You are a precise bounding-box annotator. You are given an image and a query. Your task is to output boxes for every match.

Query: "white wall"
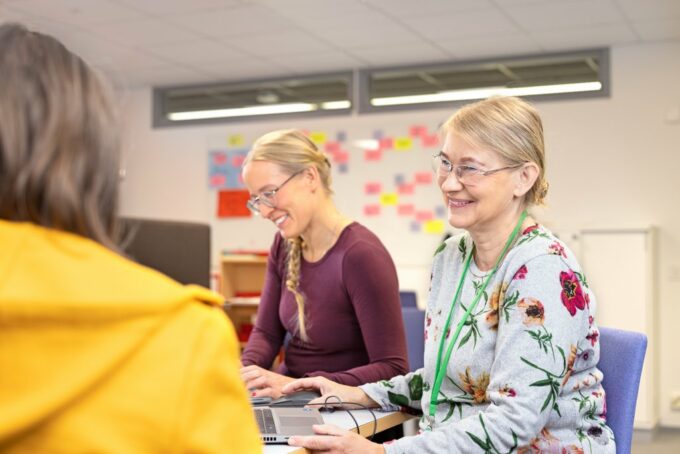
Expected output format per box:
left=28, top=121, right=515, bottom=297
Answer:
left=118, top=41, right=680, bottom=427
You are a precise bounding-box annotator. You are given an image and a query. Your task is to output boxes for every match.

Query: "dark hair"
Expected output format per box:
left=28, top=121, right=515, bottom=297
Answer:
left=0, top=23, right=121, bottom=248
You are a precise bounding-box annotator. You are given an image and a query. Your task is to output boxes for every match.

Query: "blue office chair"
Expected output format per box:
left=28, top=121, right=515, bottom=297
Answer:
left=598, top=326, right=647, bottom=454
left=399, top=291, right=418, bottom=308
left=401, top=307, right=425, bottom=371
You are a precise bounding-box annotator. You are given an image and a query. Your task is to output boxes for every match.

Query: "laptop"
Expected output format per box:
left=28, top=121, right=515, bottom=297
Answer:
left=254, top=406, right=324, bottom=444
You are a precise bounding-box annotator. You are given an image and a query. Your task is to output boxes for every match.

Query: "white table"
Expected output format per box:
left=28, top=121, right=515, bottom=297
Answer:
left=263, top=409, right=414, bottom=453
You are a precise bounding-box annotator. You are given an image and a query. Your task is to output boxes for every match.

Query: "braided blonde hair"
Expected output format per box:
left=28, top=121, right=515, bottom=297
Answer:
left=244, top=129, right=333, bottom=341
left=442, top=96, right=549, bottom=206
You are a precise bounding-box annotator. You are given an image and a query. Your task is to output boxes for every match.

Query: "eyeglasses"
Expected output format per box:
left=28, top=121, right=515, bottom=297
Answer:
left=432, top=151, right=523, bottom=185
left=246, top=170, right=304, bottom=215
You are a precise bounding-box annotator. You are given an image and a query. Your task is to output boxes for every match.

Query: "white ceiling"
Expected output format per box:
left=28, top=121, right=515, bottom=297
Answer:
left=1, top=0, right=679, bottom=88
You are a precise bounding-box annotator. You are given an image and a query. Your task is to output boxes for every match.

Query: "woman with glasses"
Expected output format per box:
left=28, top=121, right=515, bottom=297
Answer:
left=283, top=97, right=615, bottom=453
left=0, top=23, right=261, bottom=452
left=239, top=129, right=409, bottom=399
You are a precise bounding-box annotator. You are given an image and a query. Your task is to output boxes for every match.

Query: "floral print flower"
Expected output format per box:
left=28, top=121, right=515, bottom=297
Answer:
left=562, top=344, right=578, bottom=386
left=517, top=298, right=545, bottom=326
left=513, top=264, right=528, bottom=280
left=559, top=270, right=587, bottom=316
left=499, top=385, right=516, bottom=398
left=458, top=367, right=490, bottom=404
left=548, top=241, right=567, bottom=258
left=522, top=224, right=539, bottom=236
left=586, top=329, right=599, bottom=346
left=485, top=282, right=507, bottom=330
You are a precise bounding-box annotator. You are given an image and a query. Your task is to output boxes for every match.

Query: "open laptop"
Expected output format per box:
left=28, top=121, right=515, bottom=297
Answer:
left=254, top=406, right=324, bottom=444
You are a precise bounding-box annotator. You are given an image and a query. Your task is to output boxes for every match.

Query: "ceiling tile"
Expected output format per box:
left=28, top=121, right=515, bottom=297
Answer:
left=147, top=39, right=247, bottom=64
left=616, top=0, right=680, bottom=21
left=200, top=58, right=291, bottom=82
left=631, top=18, right=680, bottom=41
left=347, top=42, right=451, bottom=67
left=115, top=64, right=217, bottom=88
left=225, top=29, right=334, bottom=58
left=170, top=4, right=292, bottom=39
left=85, top=17, right=204, bottom=46
left=116, top=0, right=242, bottom=16
left=5, top=0, right=147, bottom=26
left=439, top=33, right=543, bottom=59
left=407, top=9, right=519, bottom=40
left=532, top=23, right=640, bottom=50
left=365, top=0, right=494, bottom=15
left=503, top=0, right=626, bottom=31
left=255, top=0, right=371, bottom=21
left=268, top=50, right=363, bottom=73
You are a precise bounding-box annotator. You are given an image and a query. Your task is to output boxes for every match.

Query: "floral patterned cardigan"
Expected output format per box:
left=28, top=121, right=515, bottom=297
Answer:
left=360, top=224, right=616, bottom=453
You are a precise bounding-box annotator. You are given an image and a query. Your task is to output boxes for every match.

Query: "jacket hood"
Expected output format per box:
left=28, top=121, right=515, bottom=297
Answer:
left=0, top=220, right=223, bottom=444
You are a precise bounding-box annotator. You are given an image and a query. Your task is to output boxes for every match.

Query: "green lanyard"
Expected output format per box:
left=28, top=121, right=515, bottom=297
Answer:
left=429, top=211, right=527, bottom=417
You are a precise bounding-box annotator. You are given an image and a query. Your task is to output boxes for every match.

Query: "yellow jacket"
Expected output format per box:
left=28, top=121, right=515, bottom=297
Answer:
left=0, top=220, right=262, bottom=453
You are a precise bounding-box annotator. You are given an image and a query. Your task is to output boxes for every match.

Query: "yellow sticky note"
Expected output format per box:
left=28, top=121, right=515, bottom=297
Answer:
left=393, top=136, right=413, bottom=151
left=424, top=220, right=445, bottom=234
left=228, top=134, right=245, bottom=147
left=309, top=131, right=327, bottom=144
left=380, top=193, right=398, bottom=206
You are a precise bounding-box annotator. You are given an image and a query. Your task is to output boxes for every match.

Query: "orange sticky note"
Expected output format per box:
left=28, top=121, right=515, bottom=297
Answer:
left=217, top=190, right=251, bottom=218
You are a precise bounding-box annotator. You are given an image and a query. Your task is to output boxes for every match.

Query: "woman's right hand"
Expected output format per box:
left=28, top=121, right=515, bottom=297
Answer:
left=281, top=376, right=379, bottom=409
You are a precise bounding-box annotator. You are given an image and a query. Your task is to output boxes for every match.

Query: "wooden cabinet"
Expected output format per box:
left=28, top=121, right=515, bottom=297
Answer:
left=220, top=254, right=267, bottom=346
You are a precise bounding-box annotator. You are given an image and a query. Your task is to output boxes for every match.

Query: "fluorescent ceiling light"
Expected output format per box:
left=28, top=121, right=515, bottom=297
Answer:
left=320, top=100, right=351, bottom=110
left=168, top=102, right=317, bottom=121
left=371, top=82, right=603, bottom=107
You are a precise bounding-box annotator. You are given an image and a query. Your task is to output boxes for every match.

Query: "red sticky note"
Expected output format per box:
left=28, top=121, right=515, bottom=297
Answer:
left=398, top=204, right=415, bottom=216
left=364, top=204, right=380, bottom=216
left=398, top=183, right=415, bottom=195
left=415, top=210, right=434, bottom=221
left=325, top=141, right=340, bottom=153
left=409, top=125, right=428, bottom=138
left=422, top=134, right=440, bottom=148
left=414, top=172, right=433, bottom=184
left=364, top=149, right=382, bottom=161
left=379, top=138, right=393, bottom=150
left=217, top=190, right=251, bottom=218
left=364, top=182, right=382, bottom=195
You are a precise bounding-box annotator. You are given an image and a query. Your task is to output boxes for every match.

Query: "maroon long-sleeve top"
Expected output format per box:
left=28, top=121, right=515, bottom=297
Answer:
left=241, top=222, right=409, bottom=385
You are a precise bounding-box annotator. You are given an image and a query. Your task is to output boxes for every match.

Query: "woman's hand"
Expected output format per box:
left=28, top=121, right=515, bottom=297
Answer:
left=240, top=365, right=294, bottom=399
left=288, top=424, right=384, bottom=454
left=282, top=376, right=379, bottom=409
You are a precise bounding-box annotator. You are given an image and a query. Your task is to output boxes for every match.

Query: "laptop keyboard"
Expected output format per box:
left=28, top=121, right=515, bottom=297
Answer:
left=254, top=408, right=277, bottom=434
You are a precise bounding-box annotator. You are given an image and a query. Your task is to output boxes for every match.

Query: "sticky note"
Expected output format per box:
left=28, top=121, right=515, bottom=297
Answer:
left=333, top=150, right=349, bottom=164
left=210, top=174, right=226, bottom=188
left=415, top=210, right=434, bottom=221
left=228, top=134, right=245, bottom=147
left=325, top=141, right=340, bottom=153
left=309, top=131, right=327, bottom=144
left=364, top=182, right=382, bottom=195
left=231, top=154, right=245, bottom=167
left=373, top=130, right=384, bottom=140
left=364, top=149, right=382, bottom=161
left=424, top=220, right=445, bottom=234
left=212, top=152, right=227, bottom=165
left=380, top=193, right=398, bottom=206
left=422, top=134, right=440, bottom=148
left=393, top=136, right=413, bottom=151
left=409, top=125, right=428, bottom=138
left=435, top=205, right=447, bottom=218
left=379, top=137, right=393, bottom=150
left=398, top=183, right=415, bottom=195
left=364, top=204, right=380, bottom=216
left=338, top=163, right=348, bottom=173
left=398, top=204, right=415, bottom=216
left=414, top=172, right=433, bottom=184
left=410, top=221, right=421, bottom=233
left=394, top=174, right=406, bottom=186
left=336, top=131, right=347, bottom=142
left=217, top=190, right=251, bottom=218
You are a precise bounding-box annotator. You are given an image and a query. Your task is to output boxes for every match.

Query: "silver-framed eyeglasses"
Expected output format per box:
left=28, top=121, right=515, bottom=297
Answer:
left=246, top=170, right=304, bottom=215
left=432, top=151, right=523, bottom=185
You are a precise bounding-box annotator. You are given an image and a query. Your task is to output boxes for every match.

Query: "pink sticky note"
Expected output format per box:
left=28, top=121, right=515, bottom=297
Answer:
left=325, top=141, right=340, bottom=153
left=364, top=204, right=381, bottom=216
left=231, top=154, right=245, bottom=167
left=364, top=182, right=382, bottom=195
left=334, top=150, right=350, bottom=164
left=422, top=134, right=440, bottom=148
left=415, top=210, right=434, bottom=221
left=364, top=150, right=382, bottom=161
left=398, top=183, right=415, bottom=195
left=212, top=152, right=227, bottom=165
left=398, top=204, right=415, bottom=216
left=414, top=172, right=433, bottom=184
left=379, top=138, right=393, bottom=150
left=210, top=174, right=226, bottom=188
left=409, top=125, right=428, bottom=138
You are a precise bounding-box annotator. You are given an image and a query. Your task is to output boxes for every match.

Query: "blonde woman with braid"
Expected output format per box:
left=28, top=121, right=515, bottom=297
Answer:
left=240, top=129, right=409, bottom=399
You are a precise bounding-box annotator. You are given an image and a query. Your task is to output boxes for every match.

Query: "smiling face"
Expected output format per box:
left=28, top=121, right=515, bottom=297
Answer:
left=439, top=131, right=526, bottom=235
left=242, top=160, right=314, bottom=239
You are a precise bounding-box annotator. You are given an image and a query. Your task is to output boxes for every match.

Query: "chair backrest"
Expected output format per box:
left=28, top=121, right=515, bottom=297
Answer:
left=121, top=217, right=211, bottom=288
left=401, top=307, right=425, bottom=371
left=597, top=326, right=648, bottom=454
left=399, top=291, right=418, bottom=308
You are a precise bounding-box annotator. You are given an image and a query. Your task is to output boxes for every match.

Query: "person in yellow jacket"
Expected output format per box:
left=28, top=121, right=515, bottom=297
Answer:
left=0, top=23, right=262, bottom=453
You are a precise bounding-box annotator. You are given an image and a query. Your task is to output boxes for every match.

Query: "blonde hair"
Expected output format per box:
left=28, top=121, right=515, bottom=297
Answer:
left=0, top=23, right=121, bottom=249
left=442, top=96, right=548, bottom=205
left=244, top=129, right=333, bottom=341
